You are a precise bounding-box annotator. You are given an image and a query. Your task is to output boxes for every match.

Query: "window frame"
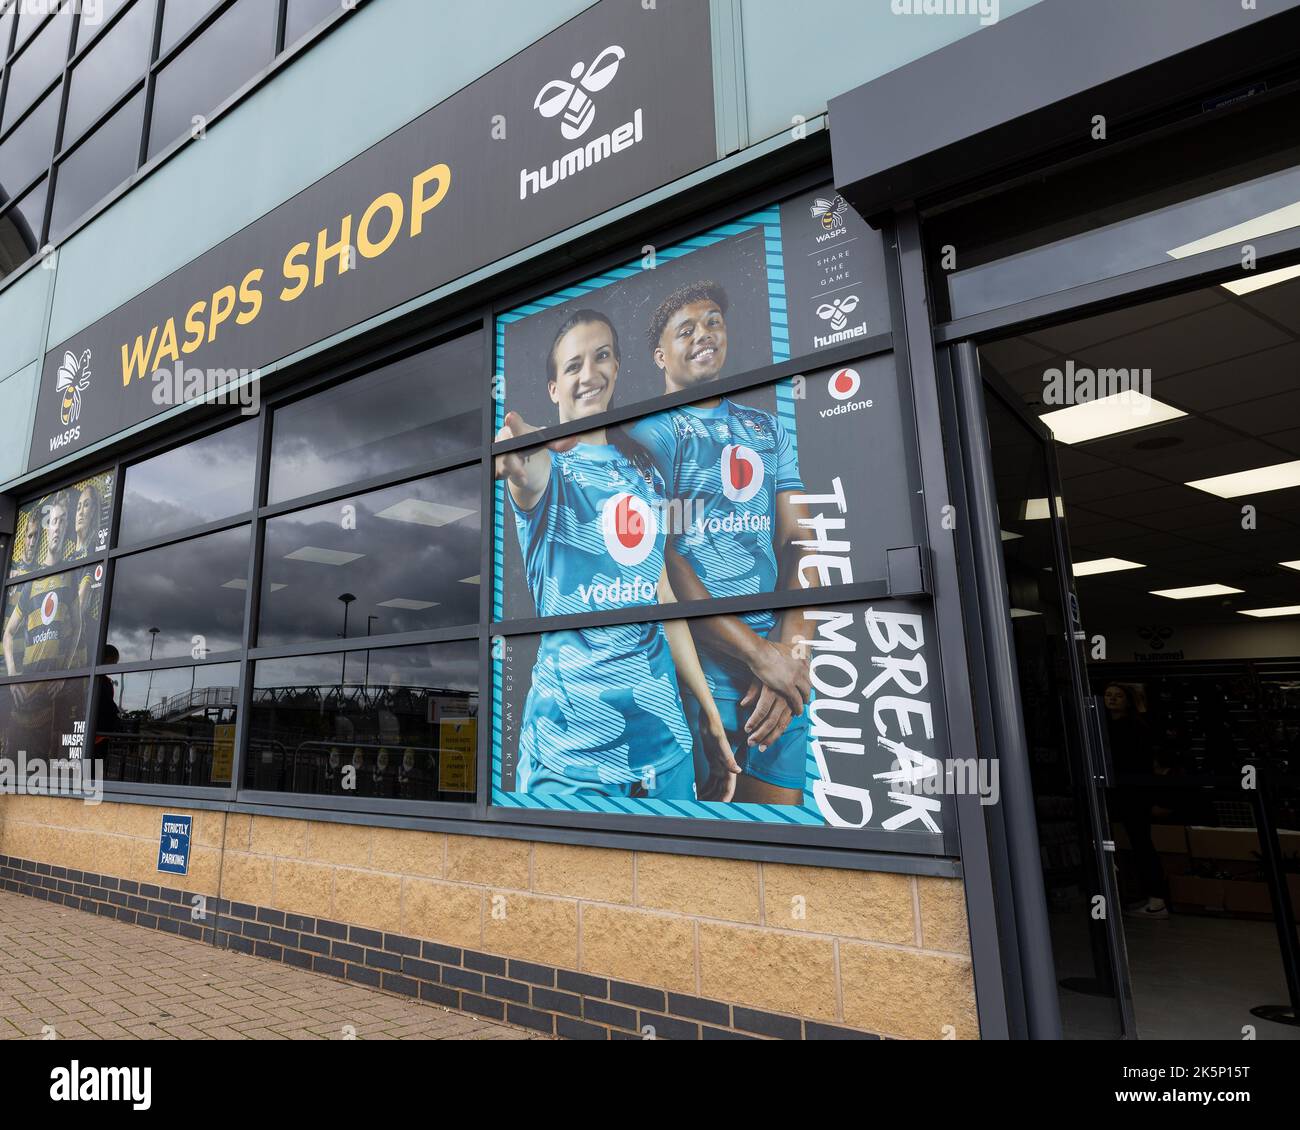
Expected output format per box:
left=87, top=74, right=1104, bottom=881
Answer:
left=0, top=168, right=968, bottom=875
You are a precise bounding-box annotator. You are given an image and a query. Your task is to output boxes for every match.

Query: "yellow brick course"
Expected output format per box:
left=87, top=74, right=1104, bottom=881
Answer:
left=636, top=853, right=761, bottom=924
left=840, top=943, right=978, bottom=1039
left=762, top=863, right=916, bottom=944
left=698, top=921, right=838, bottom=1020
left=481, top=890, right=580, bottom=969
left=532, top=843, right=633, bottom=904
left=580, top=904, right=696, bottom=993
left=0, top=794, right=980, bottom=1039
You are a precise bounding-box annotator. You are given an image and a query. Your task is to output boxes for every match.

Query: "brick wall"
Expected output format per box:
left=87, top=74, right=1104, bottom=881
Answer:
left=0, top=794, right=979, bottom=1039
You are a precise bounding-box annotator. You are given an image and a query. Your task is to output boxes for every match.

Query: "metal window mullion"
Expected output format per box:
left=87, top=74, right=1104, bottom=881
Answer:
left=274, top=0, right=286, bottom=54
left=247, top=624, right=481, bottom=663
left=491, top=334, right=894, bottom=456
left=83, top=455, right=125, bottom=762
left=138, top=0, right=165, bottom=167
left=30, top=2, right=77, bottom=249
left=109, top=510, right=255, bottom=561
left=55, top=73, right=145, bottom=158
left=491, top=578, right=902, bottom=640
left=474, top=305, right=494, bottom=819
left=149, top=0, right=232, bottom=75
left=257, top=448, right=485, bottom=521
left=229, top=397, right=273, bottom=801
left=95, top=651, right=244, bottom=679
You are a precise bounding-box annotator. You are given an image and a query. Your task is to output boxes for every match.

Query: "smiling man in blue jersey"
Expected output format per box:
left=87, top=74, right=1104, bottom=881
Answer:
left=628, top=281, right=814, bottom=806
left=496, top=309, right=734, bottom=801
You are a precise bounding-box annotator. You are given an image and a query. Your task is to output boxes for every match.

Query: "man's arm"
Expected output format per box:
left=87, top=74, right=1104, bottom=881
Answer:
left=663, top=541, right=810, bottom=752
left=3, top=604, right=23, bottom=677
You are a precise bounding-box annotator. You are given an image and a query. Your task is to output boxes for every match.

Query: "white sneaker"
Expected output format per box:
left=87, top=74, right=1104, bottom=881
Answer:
left=1125, top=899, right=1169, bottom=920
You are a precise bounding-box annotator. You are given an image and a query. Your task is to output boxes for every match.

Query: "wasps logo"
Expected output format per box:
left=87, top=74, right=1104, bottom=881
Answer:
left=810, top=195, right=849, bottom=231
left=57, top=349, right=92, bottom=428
left=535, top=45, right=626, bottom=141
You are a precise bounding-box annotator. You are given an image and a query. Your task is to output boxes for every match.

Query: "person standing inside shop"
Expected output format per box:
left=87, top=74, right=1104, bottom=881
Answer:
left=497, top=309, right=735, bottom=801
left=1106, top=682, right=1169, bottom=920
left=628, top=280, right=813, bottom=806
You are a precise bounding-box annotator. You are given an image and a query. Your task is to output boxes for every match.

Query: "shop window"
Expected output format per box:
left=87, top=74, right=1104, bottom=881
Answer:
left=61, top=0, right=151, bottom=144
left=78, top=0, right=134, bottom=45
left=94, top=660, right=239, bottom=787
left=3, top=565, right=105, bottom=676
left=284, top=0, right=339, bottom=47
left=0, top=675, right=88, bottom=762
left=0, top=176, right=46, bottom=271
left=1, top=6, right=70, bottom=131
left=49, top=89, right=144, bottom=237
left=246, top=641, right=479, bottom=801
left=267, top=331, right=483, bottom=505
left=118, top=419, right=257, bottom=547
left=157, top=0, right=216, bottom=54
left=12, top=2, right=56, bottom=51
left=104, top=524, right=250, bottom=663
left=6, top=470, right=115, bottom=581
left=146, top=0, right=276, bottom=159
left=257, top=464, right=481, bottom=649
left=0, top=83, right=59, bottom=197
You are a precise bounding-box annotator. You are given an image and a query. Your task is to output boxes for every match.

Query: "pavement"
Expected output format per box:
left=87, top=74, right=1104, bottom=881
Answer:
left=0, top=889, right=540, bottom=1040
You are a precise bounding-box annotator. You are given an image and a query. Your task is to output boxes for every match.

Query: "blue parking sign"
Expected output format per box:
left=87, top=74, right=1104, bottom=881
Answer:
left=157, top=814, right=193, bottom=876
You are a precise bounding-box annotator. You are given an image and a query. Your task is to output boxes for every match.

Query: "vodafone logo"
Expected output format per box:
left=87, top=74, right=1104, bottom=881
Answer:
left=94, top=564, right=104, bottom=582
left=40, top=591, right=59, bottom=625
left=829, top=368, right=861, bottom=401
left=601, top=492, right=657, bottom=567
left=721, top=444, right=764, bottom=503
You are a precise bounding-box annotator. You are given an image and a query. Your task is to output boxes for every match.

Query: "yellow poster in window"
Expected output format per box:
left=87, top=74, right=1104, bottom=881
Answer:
left=438, top=717, right=476, bottom=793
left=210, top=724, right=235, bottom=784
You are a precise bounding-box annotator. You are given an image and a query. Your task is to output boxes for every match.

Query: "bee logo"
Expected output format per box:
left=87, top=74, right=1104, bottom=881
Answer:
left=816, top=294, right=860, bottom=332
left=810, top=195, right=849, bottom=231
left=1137, top=625, right=1174, bottom=651
left=56, top=349, right=92, bottom=428
left=535, top=45, right=626, bottom=141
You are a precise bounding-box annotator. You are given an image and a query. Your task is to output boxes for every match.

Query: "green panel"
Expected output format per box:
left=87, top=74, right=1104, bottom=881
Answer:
left=0, top=265, right=53, bottom=384
left=0, top=363, right=38, bottom=481
left=739, top=0, right=1044, bottom=143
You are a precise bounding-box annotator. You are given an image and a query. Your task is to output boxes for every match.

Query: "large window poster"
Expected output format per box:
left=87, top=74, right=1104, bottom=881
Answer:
left=490, top=184, right=947, bottom=840
left=7, top=470, right=115, bottom=580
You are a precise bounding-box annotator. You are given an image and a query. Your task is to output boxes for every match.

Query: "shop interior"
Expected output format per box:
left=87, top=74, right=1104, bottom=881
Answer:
left=980, top=268, right=1300, bottom=1040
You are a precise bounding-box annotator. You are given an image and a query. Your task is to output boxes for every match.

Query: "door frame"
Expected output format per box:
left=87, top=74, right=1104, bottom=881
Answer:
left=943, top=340, right=1139, bottom=1039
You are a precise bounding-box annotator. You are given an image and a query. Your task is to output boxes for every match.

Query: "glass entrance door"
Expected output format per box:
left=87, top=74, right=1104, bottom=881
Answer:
left=976, top=371, right=1137, bottom=1039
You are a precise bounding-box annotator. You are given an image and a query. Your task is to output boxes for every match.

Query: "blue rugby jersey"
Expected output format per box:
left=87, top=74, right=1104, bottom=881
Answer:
left=510, top=442, right=692, bottom=785
left=627, top=400, right=803, bottom=701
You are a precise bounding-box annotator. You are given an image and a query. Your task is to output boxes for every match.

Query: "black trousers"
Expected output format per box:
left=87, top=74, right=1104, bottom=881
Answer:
left=1113, top=788, right=1167, bottom=900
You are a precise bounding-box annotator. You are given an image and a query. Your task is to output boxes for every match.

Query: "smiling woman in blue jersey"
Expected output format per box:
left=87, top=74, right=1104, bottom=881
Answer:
left=495, top=310, right=737, bottom=802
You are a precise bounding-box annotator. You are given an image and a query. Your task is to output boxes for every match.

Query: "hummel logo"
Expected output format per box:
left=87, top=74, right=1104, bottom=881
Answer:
left=535, top=45, right=626, bottom=140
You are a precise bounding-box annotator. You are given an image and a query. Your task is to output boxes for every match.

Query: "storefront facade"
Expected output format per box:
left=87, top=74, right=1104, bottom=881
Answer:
left=1, top=0, right=1297, bottom=1040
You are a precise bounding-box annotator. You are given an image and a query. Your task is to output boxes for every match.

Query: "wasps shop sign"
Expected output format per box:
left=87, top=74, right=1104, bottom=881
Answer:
left=29, top=0, right=714, bottom=471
